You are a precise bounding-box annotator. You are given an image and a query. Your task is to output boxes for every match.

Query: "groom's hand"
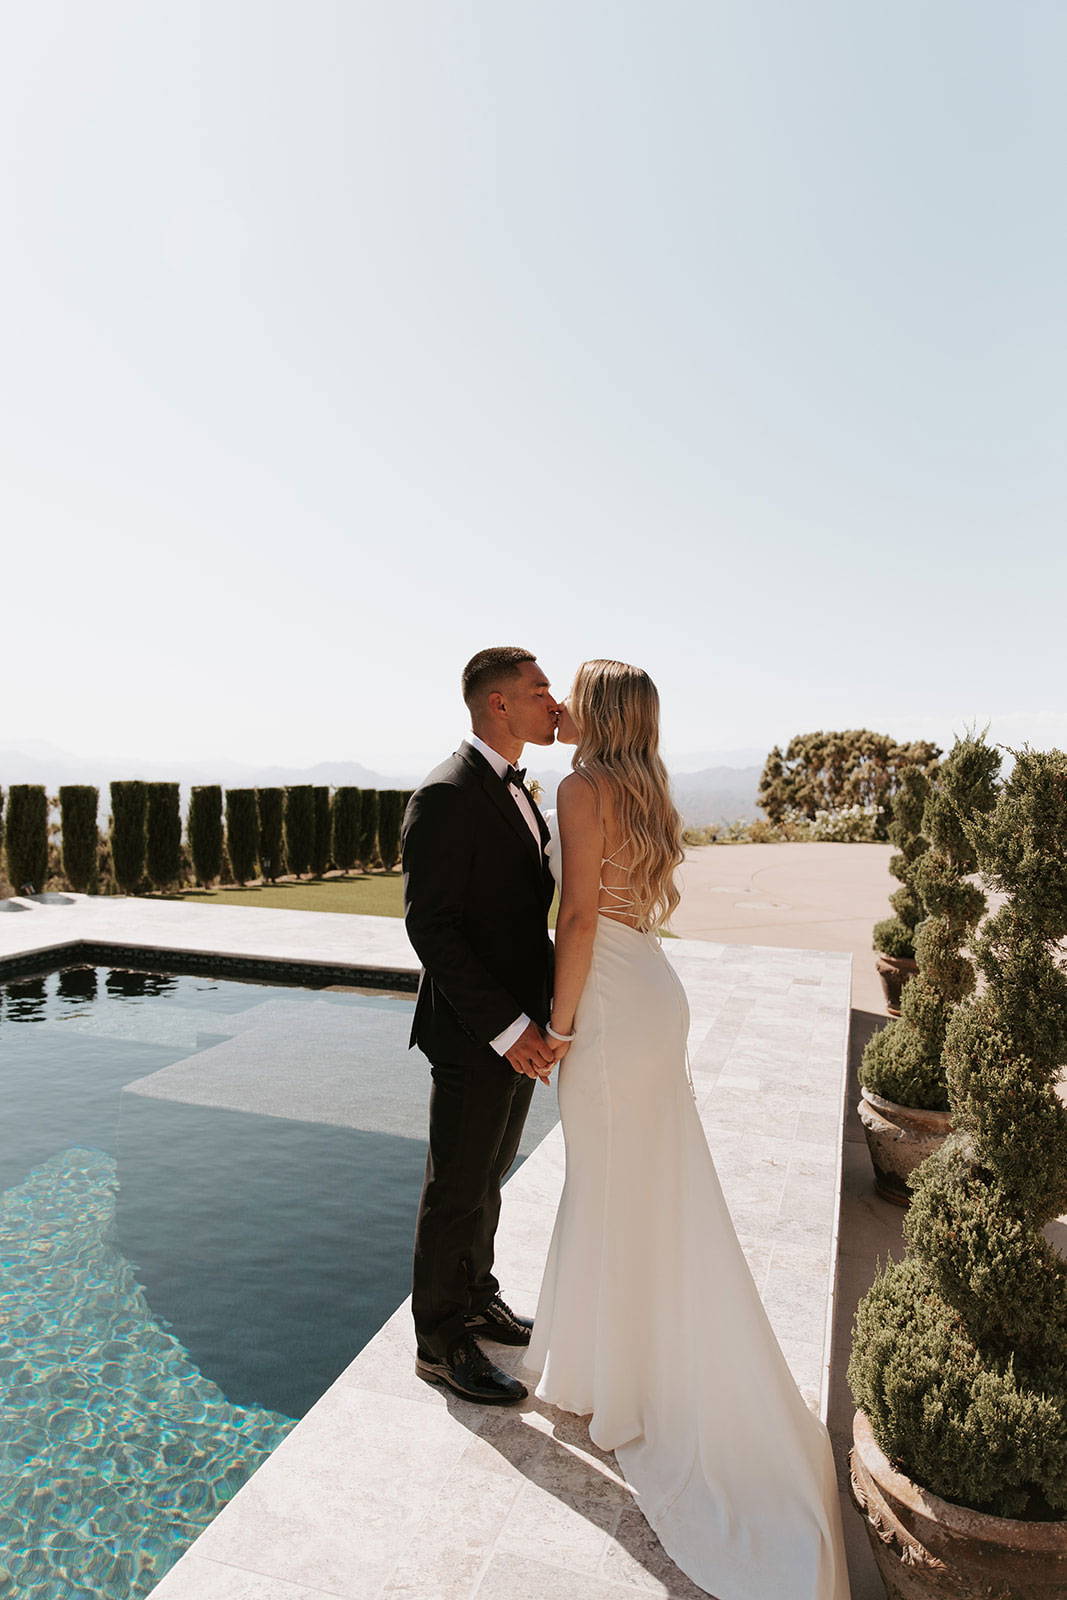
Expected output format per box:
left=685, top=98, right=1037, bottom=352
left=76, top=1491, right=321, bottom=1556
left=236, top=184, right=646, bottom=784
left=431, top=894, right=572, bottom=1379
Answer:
left=505, top=1022, right=556, bottom=1082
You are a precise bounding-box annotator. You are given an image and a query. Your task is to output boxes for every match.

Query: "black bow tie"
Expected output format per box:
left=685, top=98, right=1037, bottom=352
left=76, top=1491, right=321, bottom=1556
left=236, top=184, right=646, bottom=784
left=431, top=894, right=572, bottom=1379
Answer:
left=504, top=764, right=527, bottom=789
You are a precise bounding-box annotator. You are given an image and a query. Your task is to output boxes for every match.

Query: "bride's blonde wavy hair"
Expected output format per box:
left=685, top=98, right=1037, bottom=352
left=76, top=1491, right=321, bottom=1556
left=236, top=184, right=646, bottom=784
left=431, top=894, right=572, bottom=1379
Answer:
left=568, top=659, right=685, bottom=932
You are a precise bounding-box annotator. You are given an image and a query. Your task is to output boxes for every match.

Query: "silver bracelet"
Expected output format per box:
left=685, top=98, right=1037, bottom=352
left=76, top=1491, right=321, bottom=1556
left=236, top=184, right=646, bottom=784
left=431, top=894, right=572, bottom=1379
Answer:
left=546, top=1022, right=576, bottom=1042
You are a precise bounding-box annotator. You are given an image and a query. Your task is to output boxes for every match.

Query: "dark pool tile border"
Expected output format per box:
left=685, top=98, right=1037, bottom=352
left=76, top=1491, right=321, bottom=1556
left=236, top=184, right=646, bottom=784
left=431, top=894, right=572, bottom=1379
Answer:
left=0, top=938, right=419, bottom=992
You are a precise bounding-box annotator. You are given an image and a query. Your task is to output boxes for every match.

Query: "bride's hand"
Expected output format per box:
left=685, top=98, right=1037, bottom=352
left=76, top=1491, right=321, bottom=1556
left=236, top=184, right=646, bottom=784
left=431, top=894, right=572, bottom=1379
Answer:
left=548, top=1037, right=572, bottom=1064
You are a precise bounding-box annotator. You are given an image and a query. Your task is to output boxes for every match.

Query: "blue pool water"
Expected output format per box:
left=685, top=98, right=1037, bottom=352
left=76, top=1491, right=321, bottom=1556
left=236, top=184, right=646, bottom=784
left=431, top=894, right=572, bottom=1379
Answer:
left=0, top=965, right=560, bottom=1598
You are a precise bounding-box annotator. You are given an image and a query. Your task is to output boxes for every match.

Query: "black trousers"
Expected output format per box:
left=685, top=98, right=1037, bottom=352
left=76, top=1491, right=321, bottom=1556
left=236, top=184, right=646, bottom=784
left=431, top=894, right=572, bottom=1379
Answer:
left=411, top=1048, right=536, bottom=1360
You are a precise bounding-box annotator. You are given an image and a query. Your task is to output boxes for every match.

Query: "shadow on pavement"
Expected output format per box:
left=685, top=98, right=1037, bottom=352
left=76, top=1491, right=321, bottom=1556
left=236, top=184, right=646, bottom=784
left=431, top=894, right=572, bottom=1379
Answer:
left=828, top=1008, right=907, bottom=1600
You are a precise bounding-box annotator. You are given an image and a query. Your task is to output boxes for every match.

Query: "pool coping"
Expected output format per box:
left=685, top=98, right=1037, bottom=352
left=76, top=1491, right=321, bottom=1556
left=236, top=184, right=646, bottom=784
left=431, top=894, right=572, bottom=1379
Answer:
left=0, top=936, right=419, bottom=992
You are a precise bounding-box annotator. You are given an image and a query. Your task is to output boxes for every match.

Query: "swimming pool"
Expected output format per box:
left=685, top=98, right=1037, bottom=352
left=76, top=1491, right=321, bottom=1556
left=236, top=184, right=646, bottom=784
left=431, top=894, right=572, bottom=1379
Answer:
left=0, top=964, right=560, bottom=1598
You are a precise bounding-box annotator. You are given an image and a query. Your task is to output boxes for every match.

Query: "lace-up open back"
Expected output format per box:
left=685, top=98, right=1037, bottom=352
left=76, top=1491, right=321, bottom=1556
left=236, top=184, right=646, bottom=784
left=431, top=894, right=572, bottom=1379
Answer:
left=599, top=835, right=641, bottom=927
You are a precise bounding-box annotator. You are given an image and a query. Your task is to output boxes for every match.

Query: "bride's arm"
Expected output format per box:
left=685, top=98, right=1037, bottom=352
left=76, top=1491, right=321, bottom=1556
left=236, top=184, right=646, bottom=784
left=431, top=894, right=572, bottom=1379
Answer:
left=549, top=773, right=603, bottom=1055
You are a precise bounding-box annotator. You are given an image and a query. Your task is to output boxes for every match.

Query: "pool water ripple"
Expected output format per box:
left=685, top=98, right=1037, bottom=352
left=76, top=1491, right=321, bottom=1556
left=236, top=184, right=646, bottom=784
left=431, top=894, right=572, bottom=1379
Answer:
left=0, top=1145, right=294, bottom=1597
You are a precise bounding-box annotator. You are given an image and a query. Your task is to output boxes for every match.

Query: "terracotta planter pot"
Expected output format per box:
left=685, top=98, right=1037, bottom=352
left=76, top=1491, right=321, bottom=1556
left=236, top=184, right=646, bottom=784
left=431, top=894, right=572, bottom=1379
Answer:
left=849, top=1408, right=1067, bottom=1599
left=857, top=1087, right=951, bottom=1206
left=876, top=953, right=920, bottom=1015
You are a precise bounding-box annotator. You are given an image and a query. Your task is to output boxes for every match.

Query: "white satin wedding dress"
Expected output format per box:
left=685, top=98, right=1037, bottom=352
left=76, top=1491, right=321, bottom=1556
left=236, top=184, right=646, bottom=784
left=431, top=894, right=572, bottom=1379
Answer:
left=521, top=810, right=850, bottom=1600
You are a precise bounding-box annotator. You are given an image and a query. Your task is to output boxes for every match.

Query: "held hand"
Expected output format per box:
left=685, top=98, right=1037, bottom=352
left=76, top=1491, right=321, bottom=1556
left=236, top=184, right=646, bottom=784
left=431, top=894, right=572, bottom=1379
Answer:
left=548, top=1037, right=571, bottom=1064
left=504, top=1021, right=556, bottom=1082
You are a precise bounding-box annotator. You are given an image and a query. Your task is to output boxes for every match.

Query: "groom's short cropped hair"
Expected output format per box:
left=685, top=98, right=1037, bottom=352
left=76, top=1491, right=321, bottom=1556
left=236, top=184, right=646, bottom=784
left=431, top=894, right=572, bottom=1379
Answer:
left=462, top=646, right=536, bottom=709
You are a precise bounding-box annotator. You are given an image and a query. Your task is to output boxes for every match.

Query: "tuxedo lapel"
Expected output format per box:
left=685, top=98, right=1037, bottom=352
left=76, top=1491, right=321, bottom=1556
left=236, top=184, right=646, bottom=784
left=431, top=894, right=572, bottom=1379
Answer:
left=458, top=742, right=546, bottom=876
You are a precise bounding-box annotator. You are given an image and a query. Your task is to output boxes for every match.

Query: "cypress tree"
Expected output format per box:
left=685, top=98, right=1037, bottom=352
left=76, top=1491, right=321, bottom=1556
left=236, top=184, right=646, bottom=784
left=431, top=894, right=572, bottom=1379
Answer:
left=284, top=785, right=314, bottom=877
left=5, top=784, right=49, bottom=894
left=310, top=785, right=332, bottom=877
left=226, top=788, right=261, bottom=885
left=332, top=787, right=362, bottom=874
left=377, top=790, right=404, bottom=871
left=110, top=780, right=148, bottom=895
left=59, top=785, right=99, bottom=893
left=146, top=782, right=183, bottom=891
left=357, top=788, right=379, bottom=870
left=188, top=785, right=223, bottom=889
left=257, top=787, right=285, bottom=882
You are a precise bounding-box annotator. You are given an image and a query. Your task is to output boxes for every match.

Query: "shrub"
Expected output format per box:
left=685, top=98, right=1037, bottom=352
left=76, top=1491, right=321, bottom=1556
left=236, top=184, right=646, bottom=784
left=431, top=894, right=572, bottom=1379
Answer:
left=284, top=785, right=314, bottom=877
left=110, top=781, right=148, bottom=895
left=784, top=803, right=881, bottom=842
left=310, top=785, right=332, bottom=876
left=357, top=788, right=379, bottom=870
left=332, top=787, right=362, bottom=873
left=758, top=731, right=941, bottom=839
left=4, top=785, right=49, bottom=894
left=257, top=788, right=285, bottom=882
left=146, top=782, right=183, bottom=891
left=226, top=789, right=260, bottom=885
left=872, top=768, right=932, bottom=961
left=860, top=735, right=1000, bottom=1110
left=59, top=786, right=99, bottom=893
left=849, top=745, right=1067, bottom=1517
left=377, top=790, right=404, bottom=871
left=682, top=824, right=721, bottom=846
left=188, top=785, right=223, bottom=889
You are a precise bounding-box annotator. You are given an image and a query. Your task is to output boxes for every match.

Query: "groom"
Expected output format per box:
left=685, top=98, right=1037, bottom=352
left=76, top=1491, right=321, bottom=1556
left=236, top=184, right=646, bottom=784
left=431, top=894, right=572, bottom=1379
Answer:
left=401, top=646, right=560, bottom=1404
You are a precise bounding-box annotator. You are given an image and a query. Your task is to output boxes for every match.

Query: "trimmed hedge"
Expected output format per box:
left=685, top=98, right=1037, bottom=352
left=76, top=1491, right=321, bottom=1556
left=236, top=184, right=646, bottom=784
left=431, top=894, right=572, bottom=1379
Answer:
left=357, top=787, right=379, bottom=869
left=257, top=788, right=285, bottom=882
left=284, top=785, right=314, bottom=878
left=331, top=787, right=362, bottom=873
left=59, top=785, right=99, bottom=893
left=850, top=745, right=1067, bottom=1517
left=5, top=784, right=49, bottom=894
left=310, top=785, right=332, bottom=877
left=110, top=781, right=148, bottom=895
left=872, top=767, right=931, bottom=961
left=188, top=785, right=223, bottom=889
left=860, top=735, right=1000, bottom=1109
left=377, top=790, right=404, bottom=871
left=226, top=789, right=261, bottom=885
left=146, top=782, right=183, bottom=891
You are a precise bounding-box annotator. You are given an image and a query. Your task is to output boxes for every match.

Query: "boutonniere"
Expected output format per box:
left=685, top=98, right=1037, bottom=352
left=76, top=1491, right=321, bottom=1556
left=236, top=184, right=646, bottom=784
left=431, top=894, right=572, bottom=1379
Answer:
left=527, top=778, right=544, bottom=806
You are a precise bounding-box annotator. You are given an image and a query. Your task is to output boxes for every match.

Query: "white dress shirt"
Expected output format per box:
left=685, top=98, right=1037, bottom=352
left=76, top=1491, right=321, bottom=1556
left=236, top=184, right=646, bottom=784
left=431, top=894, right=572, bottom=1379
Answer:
left=465, top=731, right=541, bottom=1055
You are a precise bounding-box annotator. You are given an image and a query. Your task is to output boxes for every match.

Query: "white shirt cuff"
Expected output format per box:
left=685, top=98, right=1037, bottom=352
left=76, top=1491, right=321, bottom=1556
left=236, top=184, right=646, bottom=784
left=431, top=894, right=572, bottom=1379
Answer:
left=490, top=1013, right=531, bottom=1055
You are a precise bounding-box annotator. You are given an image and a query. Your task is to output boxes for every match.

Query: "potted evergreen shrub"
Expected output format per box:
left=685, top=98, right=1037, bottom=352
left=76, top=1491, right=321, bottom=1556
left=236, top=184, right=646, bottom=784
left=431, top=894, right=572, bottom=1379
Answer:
left=857, top=735, right=1000, bottom=1204
left=873, top=767, right=930, bottom=1015
left=848, top=745, right=1067, bottom=1596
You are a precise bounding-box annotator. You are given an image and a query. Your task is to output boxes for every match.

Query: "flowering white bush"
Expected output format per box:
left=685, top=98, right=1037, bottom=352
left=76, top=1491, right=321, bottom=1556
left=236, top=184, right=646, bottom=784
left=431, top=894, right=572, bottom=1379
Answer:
left=782, top=804, right=881, bottom=842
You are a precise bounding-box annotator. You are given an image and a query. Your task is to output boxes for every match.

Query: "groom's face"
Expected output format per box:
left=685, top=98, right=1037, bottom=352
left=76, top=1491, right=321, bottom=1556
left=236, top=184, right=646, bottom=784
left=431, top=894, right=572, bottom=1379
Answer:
left=498, top=660, right=560, bottom=748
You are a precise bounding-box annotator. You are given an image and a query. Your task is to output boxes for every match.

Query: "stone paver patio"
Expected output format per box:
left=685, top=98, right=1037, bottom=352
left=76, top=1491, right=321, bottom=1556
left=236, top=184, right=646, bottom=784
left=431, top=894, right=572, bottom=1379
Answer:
left=0, top=896, right=851, bottom=1599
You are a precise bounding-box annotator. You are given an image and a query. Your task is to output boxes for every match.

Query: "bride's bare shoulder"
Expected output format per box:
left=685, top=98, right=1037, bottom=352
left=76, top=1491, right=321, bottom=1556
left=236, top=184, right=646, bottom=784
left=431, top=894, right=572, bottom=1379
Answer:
left=556, top=772, right=607, bottom=837
left=557, top=771, right=598, bottom=808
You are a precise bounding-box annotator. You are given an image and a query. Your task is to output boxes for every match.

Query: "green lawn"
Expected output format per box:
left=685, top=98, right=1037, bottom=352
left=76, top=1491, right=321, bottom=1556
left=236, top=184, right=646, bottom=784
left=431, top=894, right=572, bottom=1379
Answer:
left=172, top=873, right=407, bottom=918
left=166, top=875, right=680, bottom=933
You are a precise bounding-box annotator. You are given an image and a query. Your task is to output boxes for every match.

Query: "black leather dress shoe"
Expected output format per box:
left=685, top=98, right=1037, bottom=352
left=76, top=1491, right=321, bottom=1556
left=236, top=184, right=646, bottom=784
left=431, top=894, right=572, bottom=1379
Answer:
left=463, top=1293, right=534, bottom=1345
left=415, top=1332, right=528, bottom=1404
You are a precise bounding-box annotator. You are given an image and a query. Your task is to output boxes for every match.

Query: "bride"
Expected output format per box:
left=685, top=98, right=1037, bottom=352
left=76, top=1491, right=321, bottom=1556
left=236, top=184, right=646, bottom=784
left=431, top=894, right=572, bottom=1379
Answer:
left=522, top=658, right=851, bottom=1600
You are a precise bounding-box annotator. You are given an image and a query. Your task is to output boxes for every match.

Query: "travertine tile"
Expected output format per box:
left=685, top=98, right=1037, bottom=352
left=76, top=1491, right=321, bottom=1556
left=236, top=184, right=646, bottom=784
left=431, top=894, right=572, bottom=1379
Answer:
left=600, top=1506, right=714, bottom=1595
left=475, top=1552, right=653, bottom=1599
left=493, top=1476, right=622, bottom=1575
left=149, top=1556, right=340, bottom=1600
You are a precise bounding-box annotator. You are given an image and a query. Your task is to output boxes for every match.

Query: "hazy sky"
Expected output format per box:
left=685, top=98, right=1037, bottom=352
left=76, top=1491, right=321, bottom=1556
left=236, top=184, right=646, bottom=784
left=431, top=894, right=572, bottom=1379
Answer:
left=4, top=1, right=1064, bottom=775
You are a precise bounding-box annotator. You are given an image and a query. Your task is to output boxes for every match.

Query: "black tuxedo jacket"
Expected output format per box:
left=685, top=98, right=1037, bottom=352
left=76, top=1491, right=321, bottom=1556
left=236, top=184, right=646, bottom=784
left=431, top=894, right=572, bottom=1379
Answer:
left=401, top=741, right=556, bottom=1067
